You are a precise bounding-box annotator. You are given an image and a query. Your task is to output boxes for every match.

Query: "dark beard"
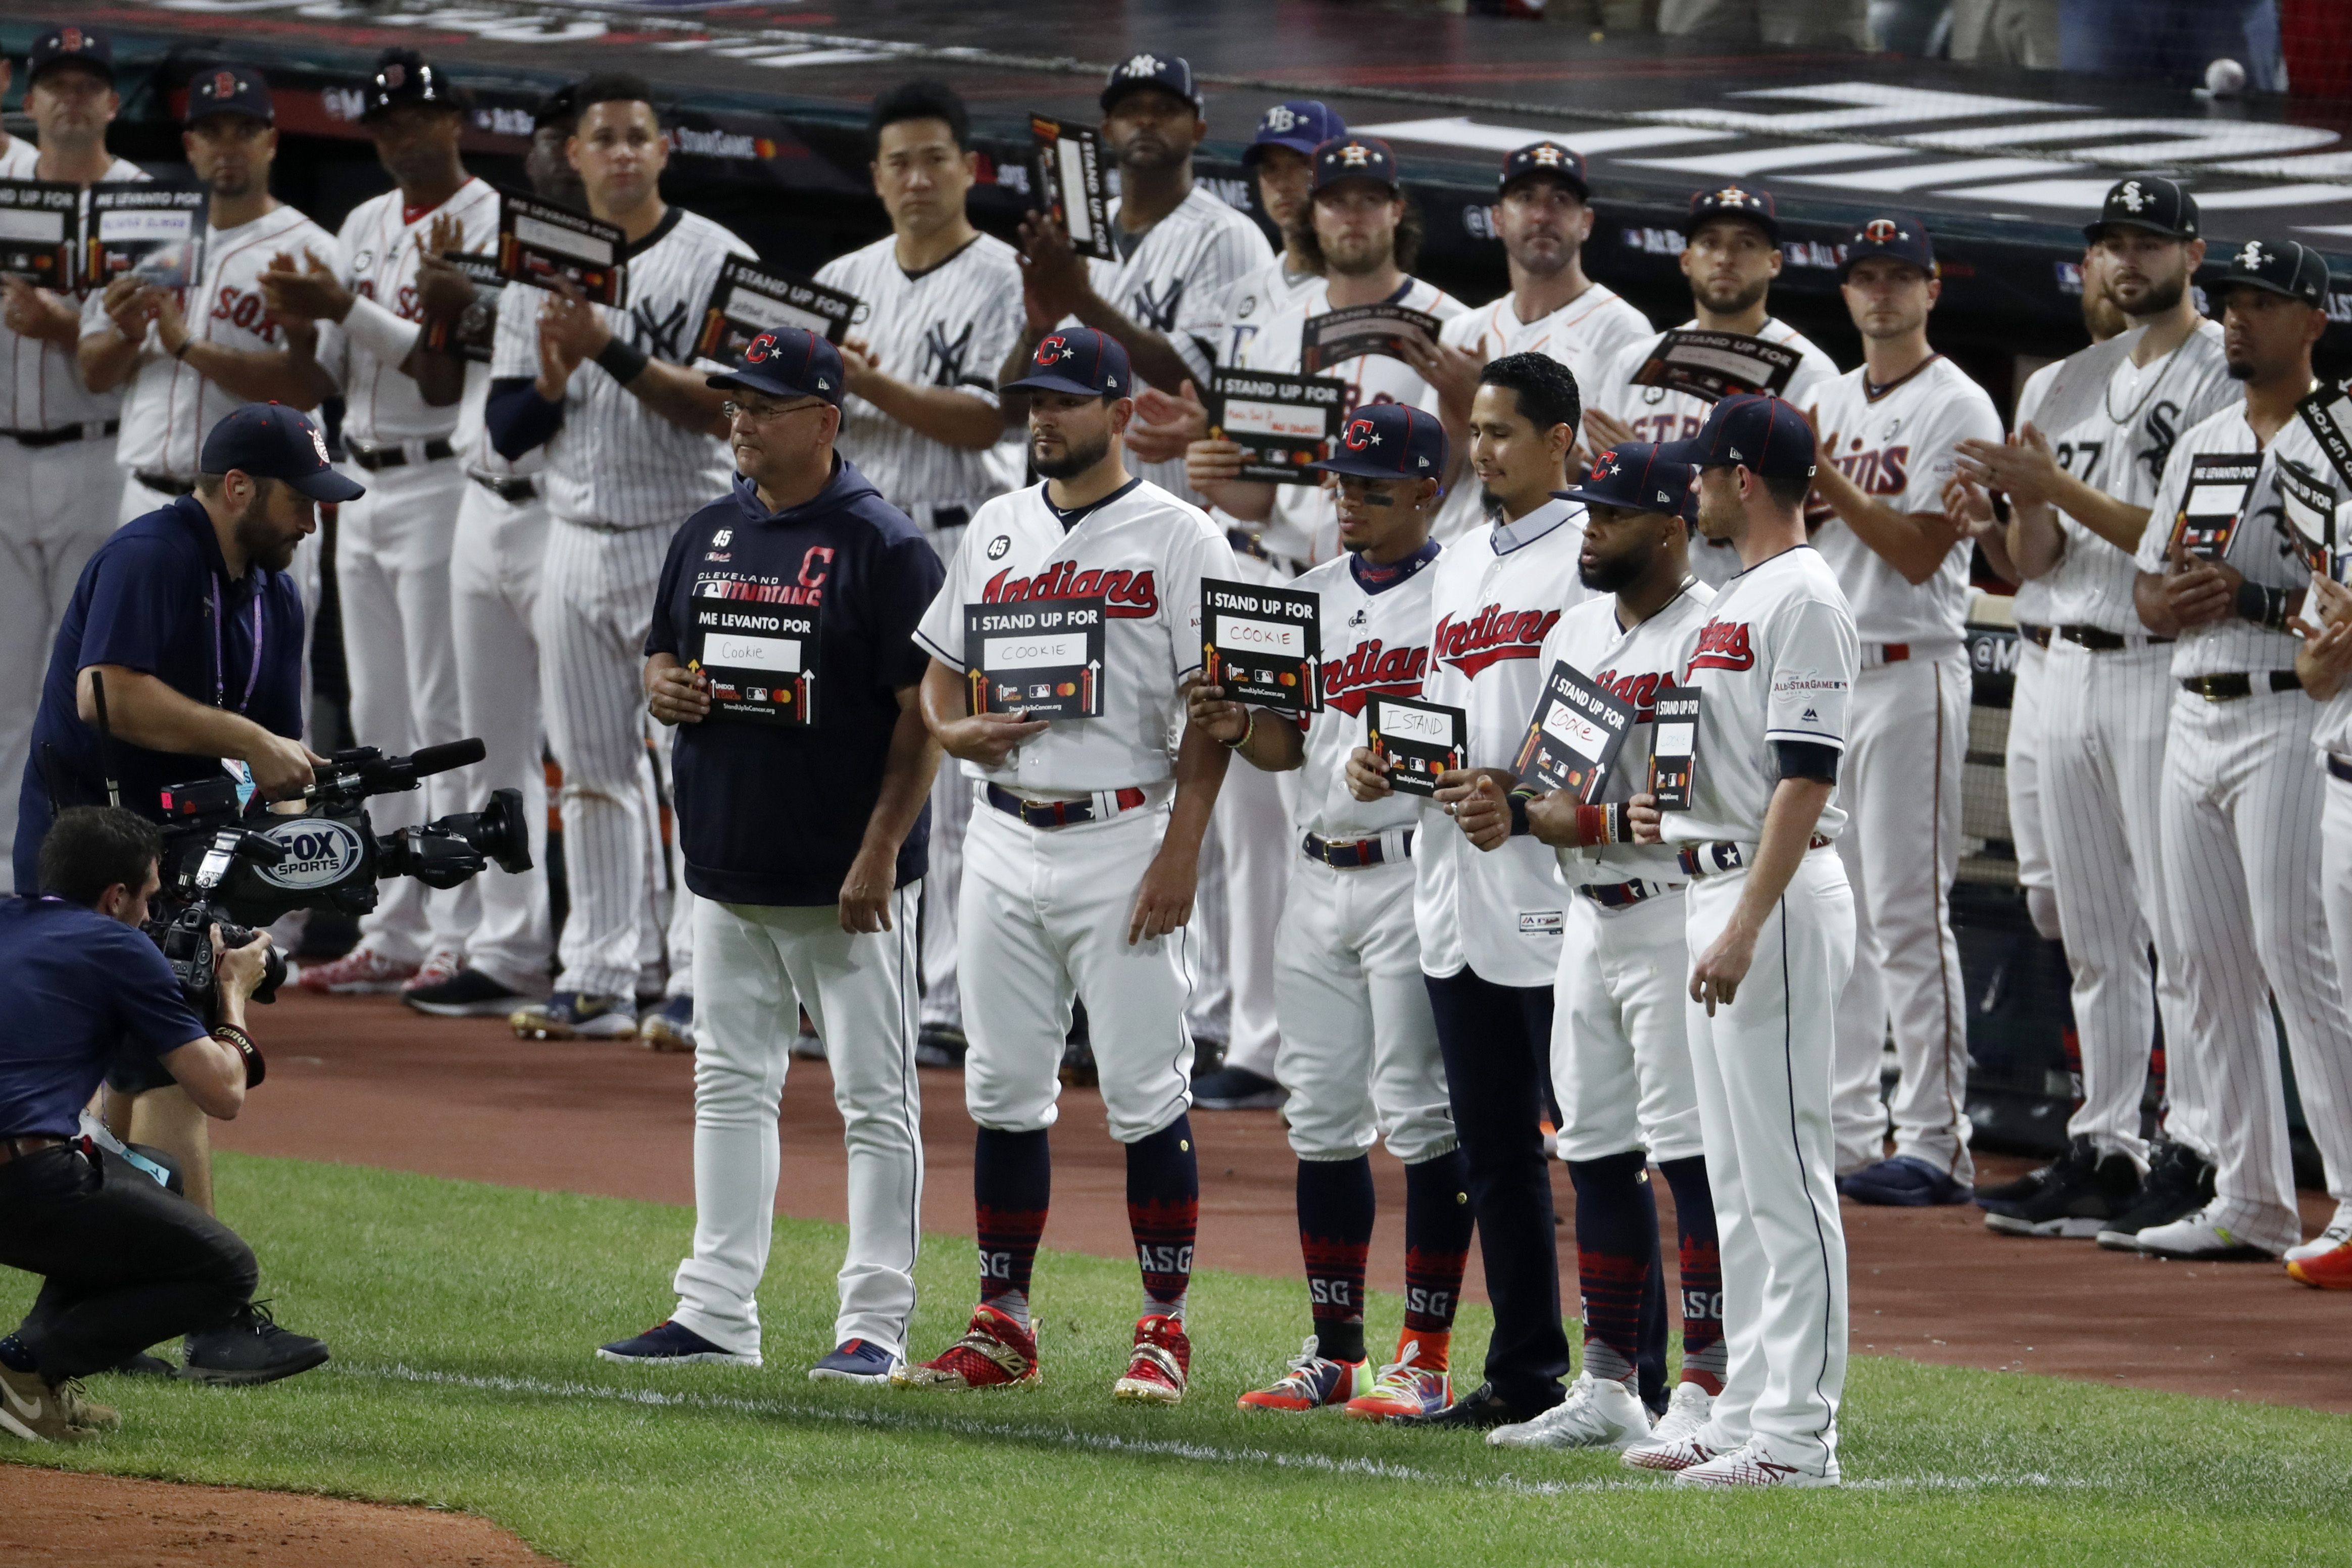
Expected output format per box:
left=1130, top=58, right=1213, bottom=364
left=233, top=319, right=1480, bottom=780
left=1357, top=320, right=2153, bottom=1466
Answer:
left=1033, top=429, right=1111, bottom=479
left=1578, top=549, right=1647, bottom=594
left=1694, top=273, right=1769, bottom=319
left=234, top=490, right=296, bottom=573
left=2126, top=273, right=2186, bottom=318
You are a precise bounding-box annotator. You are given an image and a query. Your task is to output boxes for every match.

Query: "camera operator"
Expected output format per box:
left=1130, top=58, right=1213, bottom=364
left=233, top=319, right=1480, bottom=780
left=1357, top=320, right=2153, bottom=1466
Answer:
left=0, top=808, right=327, bottom=1442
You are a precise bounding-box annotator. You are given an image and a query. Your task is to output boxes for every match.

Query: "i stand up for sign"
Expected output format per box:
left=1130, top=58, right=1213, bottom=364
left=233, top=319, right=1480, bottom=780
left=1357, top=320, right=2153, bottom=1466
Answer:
left=1031, top=115, right=1112, bottom=261
left=2173, top=452, right=2260, bottom=561
left=688, top=581, right=820, bottom=726
left=1203, top=577, right=1321, bottom=712
left=965, top=598, right=1107, bottom=718
left=0, top=179, right=80, bottom=287
left=1631, top=329, right=1801, bottom=403
left=1514, top=661, right=1635, bottom=800
left=87, top=185, right=206, bottom=288
left=696, top=256, right=860, bottom=359
left=1366, top=694, right=1465, bottom=797
left=497, top=186, right=626, bottom=305
left=1647, top=685, right=1700, bottom=810
left=1207, top=369, right=1346, bottom=484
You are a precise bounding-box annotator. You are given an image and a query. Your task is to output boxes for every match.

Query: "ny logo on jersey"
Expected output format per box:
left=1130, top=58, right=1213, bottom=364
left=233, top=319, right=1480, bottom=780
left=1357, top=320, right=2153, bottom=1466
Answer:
left=1131, top=278, right=1185, bottom=333
left=1686, top=618, right=1755, bottom=674
left=922, top=321, right=975, bottom=388
left=630, top=298, right=691, bottom=361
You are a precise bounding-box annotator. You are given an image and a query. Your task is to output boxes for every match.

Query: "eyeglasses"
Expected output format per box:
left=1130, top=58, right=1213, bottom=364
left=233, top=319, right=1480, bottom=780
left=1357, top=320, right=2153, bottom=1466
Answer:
left=722, top=399, right=827, bottom=425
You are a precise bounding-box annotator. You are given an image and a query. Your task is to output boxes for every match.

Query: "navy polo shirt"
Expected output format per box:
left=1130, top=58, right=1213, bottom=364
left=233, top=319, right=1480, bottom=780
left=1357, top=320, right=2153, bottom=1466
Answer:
left=11, top=496, right=306, bottom=894
left=647, top=458, right=945, bottom=906
left=0, top=897, right=209, bottom=1138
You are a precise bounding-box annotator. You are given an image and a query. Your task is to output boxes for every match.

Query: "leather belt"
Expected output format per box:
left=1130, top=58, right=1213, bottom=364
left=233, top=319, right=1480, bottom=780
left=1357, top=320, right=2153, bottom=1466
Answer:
left=1578, top=876, right=1681, bottom=909
left=1226, top=526, right=1270, bottom=563
left=1677, top=835, right=1833, bottom=878
left=468, top=470, right=539, bottom=504
left=0, top=1134, right=71, bottom=1166
left=924, top=505, right=971, bottom=533
left=985, top=782, right=1148, bottom=829
left=2180, top=671, right=2301, bottom=702
left=6, top=419, right=118, bottom=448
left=1861, top=642, right=1910, bottom=666
left=349, top=436, right=456, bottom=471
left=2329, top=754, right=2352, bottom=786
left=2018, top=622, right=2052, bottom=650
left=1301, top=828, right=1413, bottom=868
left=2060, top=624, right=2173, bottom=652
left=135, top=471, right=194, bottom=497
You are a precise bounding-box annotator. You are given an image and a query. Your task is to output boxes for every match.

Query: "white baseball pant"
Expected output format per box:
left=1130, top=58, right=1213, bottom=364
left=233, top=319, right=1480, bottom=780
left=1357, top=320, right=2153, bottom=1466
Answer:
left=959, top=798, right=1197, bottom=1144
left=1271, top=852, right=1452, bottom=1163
left=650, top=725, right=694, bottom=1002
left=1210, top=754, right=1290, bottom=1077
left=1684, top=848, right=1855, bottom=1471
left=2320, top=767, right=2352, bottom=1235
left=448, top=477, right=552, bottom=992
left=1188, top=808, right=1231, bottom=1047
left=1830, top=650, right=1972, bottom=1180
left=0, top=436, right=119, bottom=893
left=916, top=768, right=971, bottom=1032
left=2004, top=635, right=2057, bottom=938
left=1554, top=889, right=1703, bottom=1165
left=671, top=887, right=924, bottom=1359
left=2158, top=693, right=2352, bottom=1254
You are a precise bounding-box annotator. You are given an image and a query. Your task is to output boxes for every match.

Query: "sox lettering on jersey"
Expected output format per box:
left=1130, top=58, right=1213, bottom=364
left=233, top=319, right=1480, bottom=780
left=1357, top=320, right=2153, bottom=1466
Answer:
left=982, top=560, right=1162, bottom=618
left=209, top=285, right=283, bottom=342
left=1433, top=604, right=1558, bottom=676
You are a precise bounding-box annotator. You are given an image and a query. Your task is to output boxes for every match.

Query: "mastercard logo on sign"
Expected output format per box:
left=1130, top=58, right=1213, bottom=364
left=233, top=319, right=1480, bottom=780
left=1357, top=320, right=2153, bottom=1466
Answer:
left=1277, top=671, right=1297, bottom=687
left=1056, top=681, right=1078, bottom=696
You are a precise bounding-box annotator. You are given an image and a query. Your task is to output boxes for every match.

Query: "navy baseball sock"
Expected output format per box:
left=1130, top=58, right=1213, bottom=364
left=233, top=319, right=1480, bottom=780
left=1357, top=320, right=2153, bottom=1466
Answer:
left=1566, top=1150, right=1657, bottom=1387
left=0, top=1333, right=38, bottom=1375
left=1296, top=1155, right=1375, bottom=1366
left=1658, top=1155, right=1725, bottom=1393
left=974, top=1126, right=1050, bottom=1332
left=1401, top=1146, right=1472, bottom=1370
left=1126, top=1115, right=1199, bottom=1323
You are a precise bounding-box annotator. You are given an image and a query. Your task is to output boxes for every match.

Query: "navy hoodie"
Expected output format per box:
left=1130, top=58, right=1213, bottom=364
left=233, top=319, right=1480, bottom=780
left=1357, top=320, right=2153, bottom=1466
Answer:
left=646, top=456, right=945, bottom=906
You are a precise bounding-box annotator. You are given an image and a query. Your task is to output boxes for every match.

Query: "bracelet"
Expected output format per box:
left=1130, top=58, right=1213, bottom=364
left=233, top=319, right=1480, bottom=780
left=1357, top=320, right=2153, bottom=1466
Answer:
left=168, top=336, right=192, bottom=361
left=594, top=335, right=650, bottom=384
left=212, top=1023, right=265, bottom=1089
left=1573, top=802, right=1637, bottom=846
left=1221, top=710, right=1257, bottom=751
left=1506, top=790, right=1532, bottom=837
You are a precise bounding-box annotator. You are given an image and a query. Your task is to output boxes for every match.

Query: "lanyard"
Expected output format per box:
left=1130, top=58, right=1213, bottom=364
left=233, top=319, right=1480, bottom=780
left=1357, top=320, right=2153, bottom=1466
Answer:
left=210, top=574, right=264, bottom=714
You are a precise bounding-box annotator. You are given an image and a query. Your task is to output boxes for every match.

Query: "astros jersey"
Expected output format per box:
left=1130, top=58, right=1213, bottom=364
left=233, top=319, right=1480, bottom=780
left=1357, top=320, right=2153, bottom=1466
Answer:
left=0, top=139, right=145, bottom=431
left=1414, top=501, right=1592, bottom=987
left=488, top=206, right=754, bottom=529
left=86, top=203, right=341, bottom=481
left=1805, top=355, right=2002, bottom=646
left=318, top=177, right=500, bottom=448
left=1184, top=251, right=1321, bottom=371
left=816, top=231, right=1025, bottom=516
left=1290, top=545, right=1440, bottom=841
left=914, top=476, right=1240, bottom=794
left=1663, top=544, right=1858, bottom=846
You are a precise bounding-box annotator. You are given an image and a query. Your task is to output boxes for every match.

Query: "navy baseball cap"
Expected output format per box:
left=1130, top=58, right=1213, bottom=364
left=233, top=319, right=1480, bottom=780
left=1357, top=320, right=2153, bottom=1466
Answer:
left=1499, top=140, right=1588, bottom=202
left=200, top=404, right=365, bottom=503
left=706, top=326, right=846, bottom=406
left=1657, top=394, right=1817, bottom=482
left=185, top=64, right=273, bottom=127
left=1309, top=402, right=1447, bottom=481
left=1838, top=214, right=1935, bottom=281
left=1688, top=184, right=1777, bottom=244
left=26, top=24, right=112, bottom=86
left=532, top=82, right=580, bottom=133
left=1101, top=51, right=1198, bottom=113
left=2085, top=174, right=2198, bottom=242
left=1005, top=327, right=1131, bottom=398
left=1312, top=135, right=1400, bottom=196
left=1245, top=100, right=1343, bottom=165
left=2214, top=237, right=2330, bottom=309
left=1557, top=443, right=1696, bottom=523
left=363, top=50, right=460, bottom=122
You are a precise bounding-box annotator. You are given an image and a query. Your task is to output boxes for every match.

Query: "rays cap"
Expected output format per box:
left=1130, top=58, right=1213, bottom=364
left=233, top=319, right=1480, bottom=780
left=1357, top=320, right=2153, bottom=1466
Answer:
left=1312, top=135, right=1400, bottom=195
left=2214, top=237, right=2330, bottom=309
left=1005, top=327, right=1132, bottom=398
left=363, top=50, right=461, bottom=122
left=185, top=64, right=272, bottom=126
left=200, top=403, right=365, bottom=503
left=1556, top=442, right=1697, bottom=524
left=27, top=25, right=113, bottom=87
left=1499, top=140, right=1589, bottom=202
left=1656, top=393, right=1816, bottom=482
left=1309, top=402, right=1447, bottom=481
left=1246, top=100, right=1343, bottom=165
left=1838, top=214, right=1935, bottom=281
left=1101, top=51, right=1198, bottom=113
left=2085, top=174, right=2198, bottom=242
left=705, top=326, right=846, bottom=406
left=1688, top=184, right=1778, bottom=244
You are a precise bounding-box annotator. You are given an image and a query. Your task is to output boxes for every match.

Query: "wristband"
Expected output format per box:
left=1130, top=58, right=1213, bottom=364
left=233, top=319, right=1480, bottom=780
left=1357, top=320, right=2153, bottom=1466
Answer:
left=1506, top=790, right=1531, bottom=837
left=342, top=292, right=422, bottom=368
left=1574, top=803, right=1605, bottom=847
left=212, top=1024, right=265, bottom=1089
left=1221, top=710, right=1257, bottom=751
left=2236, top=580, right=2289, bottom=632
left=169, top=336, right=192, bottom=361
left=594, top=335, right=650, bottom=384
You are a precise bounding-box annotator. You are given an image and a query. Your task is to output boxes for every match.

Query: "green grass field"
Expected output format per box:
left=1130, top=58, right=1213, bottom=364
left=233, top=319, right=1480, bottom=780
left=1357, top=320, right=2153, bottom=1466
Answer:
left=4, top=1153, right=2347, bottom=1566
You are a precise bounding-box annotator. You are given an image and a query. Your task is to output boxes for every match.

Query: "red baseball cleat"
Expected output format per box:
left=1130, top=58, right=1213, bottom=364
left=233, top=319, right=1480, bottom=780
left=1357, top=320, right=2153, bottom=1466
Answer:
left=2287, top=1239, right=2352, bottom=1289
left=1112, top=1313, right=1190, bottom=1404
left=890, top=1306, right=1039, bottom=1390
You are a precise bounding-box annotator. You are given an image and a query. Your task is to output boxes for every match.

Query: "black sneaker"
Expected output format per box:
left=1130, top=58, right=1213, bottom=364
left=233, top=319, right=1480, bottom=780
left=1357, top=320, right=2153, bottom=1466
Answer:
left=915, top=1025, right=966, bottom=1070
left=404, top=967, right=537, bottom=1018
left=182, top=1303, right=330, bottom=1387
left=1191, top=1065, right=1285, bottom=1111
left=107, top=1352, right=177, bottom=1379
left=2096, top=1141, right=2215, bottom=1250
left=1389, top=1380, right=1536, bottom=1431
left=1982, top=1138, right=2140, bottom=1238
left=1973, top=1156, right=2063, bottom=1209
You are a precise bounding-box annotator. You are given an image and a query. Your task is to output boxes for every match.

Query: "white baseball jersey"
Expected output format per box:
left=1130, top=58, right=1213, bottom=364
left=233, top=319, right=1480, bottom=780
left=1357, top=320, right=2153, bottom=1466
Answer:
left=0, top=139, right=145, bottom=431
left=488, top=206, right=753, bottom=529
left=1188, top=251, right=1320, bottom=371
left=1536, top=578, right=1717, bottom=887
left=2006, top=358, right=2063, bottom=627
left=317, top=177, right=499, bottom=448
left=2315, top=498, right=2352, bottom=759
left=84, top=203, right=341, bottom=480
left=1806, top=355, right=2002, bottom=646
left=1290, top=546, right=1441, bottom=841
left=1414, top=500, right=1592, bottom=987
left=1664, top=544, right=1859, bottom=845
left=2133, top=396, right=2332, bottom=679
left=914, top=476, right=1240, bottom=793
left=816, top=232, right=1025, bottom=515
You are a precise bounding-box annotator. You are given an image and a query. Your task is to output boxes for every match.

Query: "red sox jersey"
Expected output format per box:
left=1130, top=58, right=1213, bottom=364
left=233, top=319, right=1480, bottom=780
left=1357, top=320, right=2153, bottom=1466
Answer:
left=0, top=138, right=145, bottom=431
left=1414, top=501, right=1592, bottom=987
left=914, top=476, right=1240, bottom=795
left=1290, top=546, right=1440, bottom=841
left=1805, top=355, right=2002, bottom=646
left=317, top=177, right=500, bottom=448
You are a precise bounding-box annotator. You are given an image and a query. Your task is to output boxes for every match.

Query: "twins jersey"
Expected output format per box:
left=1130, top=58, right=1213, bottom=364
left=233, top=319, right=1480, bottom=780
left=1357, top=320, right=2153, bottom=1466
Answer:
left=488, top=206, right=754, bottom=529
left=1188, top=252, right=1320, bottom=371
left=1664, top=544, right=1858, bottom=845
left=913, top=476, right=1240, bottom=794
left=1414, top=501, right=1592, bottom=987
left=1535, top=579, right=1717, bottom=887
left=0, top=139, right=145, bottom=431
left=1290, top=547, right=1440, bottom=841
left=816, top=232, right=1025, bottom=514
left=318, top=178, right=500, bottom=448
left=85, top=203, right=340, bottom=480
left=1806, top=355, right=2002, bottom=646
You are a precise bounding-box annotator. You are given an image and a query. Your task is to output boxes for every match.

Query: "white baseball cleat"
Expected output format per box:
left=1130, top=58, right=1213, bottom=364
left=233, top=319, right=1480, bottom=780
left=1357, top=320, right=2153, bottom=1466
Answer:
left=2285, top=1202, right=2352, bottom=1264
left=1673, top=1437, right=1839, bottom=1489
left=1646, top=1381, right=1716, bottom=1449
left=2129, top=1203, right=2283, bottom=1261
left=1622, top=1428, right=1726, bottom=1473
left=1488, top=1370, right=1651, bottom=1450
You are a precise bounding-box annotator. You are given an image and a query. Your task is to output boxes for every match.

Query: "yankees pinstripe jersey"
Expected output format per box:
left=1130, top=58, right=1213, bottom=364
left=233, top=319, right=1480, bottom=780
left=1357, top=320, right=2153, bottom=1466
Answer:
left=318, top=177, right=499, bottom=448
left=1806, top=356, right=2002, bottom=645
left=82, top=203, right=341, bottom=481
left=488, top=205, right=754, bottom=529
left=1183, top=251, right=1320, bottom=371
left=1290, top=545, right=1439, bottom=841
left=0, top=139, right=144, bottom=431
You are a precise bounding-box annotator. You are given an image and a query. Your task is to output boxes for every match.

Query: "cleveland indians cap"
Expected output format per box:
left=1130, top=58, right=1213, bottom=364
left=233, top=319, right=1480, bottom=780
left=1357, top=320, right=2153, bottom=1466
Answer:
left=1499, top=140, right=1589, bottom=202
left=1101, top=51, right=1198, bottom=113
left=1556, top=442, right=1697, bottom=524
left=1309, top=402, right=1447, bottom=481
left=26, top=24, right=113, bottom=87
left=705, top=326, right=846, bottom=407
left=2084, top=174, right=2198, bottom=242
left=2214, top=237, right=2330, bottom=309
left=1312, top=135, right=1400, bottom=196
left=185, top=64, right=273, bottom=126
left=1688, top=184, right=1778, bottom=244
left=1838, top=214, right=1936, bottom=281
left=1656, top=393, right=1817, bottom=482
left=1245, top=100, right=1343, bottom=165
left=1004, top=326, right=1132, bottom=398
left=200, top=404, right=366, bottom=503
left=363, top=49, right=461, bottom=122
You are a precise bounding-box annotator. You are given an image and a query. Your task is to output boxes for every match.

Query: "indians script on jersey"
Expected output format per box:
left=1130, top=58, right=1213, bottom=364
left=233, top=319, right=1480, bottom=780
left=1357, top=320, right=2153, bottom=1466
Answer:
left=1434, top=602, right=1559, bottom=677
left=982, top=560, right=1161, bottom=618
left=1589, top=665, right=1667, bottom=720
left=1319, top=638, right=1429, bottom=716
left=1686, top=617, right=1756, bottom=675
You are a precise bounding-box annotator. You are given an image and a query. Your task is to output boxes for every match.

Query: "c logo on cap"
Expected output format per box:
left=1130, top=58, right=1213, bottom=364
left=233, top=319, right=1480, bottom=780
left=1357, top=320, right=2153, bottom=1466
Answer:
left=1036, top=334, right=1069, bottom=365
left=744, top=331, right=777, bottom=364
left=1863, top=218, right=1898, bottom=244
left=1343, top=418, right=1378, bottom=451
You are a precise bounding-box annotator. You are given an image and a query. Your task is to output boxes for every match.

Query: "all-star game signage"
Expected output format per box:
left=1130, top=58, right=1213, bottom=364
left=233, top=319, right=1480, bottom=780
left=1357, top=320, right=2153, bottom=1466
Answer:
left=496, top=188, right=626, bottom=305
left=1202, top=578, right=1321, bottom=712
left=1513, top=660, right=1636, bottom=799
left=965, top=598, right=1107, bottom=718
left=687, top=579, right=820, bottom=726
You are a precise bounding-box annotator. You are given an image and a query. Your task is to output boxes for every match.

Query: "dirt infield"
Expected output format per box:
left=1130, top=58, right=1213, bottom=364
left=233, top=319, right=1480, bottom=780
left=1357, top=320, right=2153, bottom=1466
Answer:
left=200, top=992, right=2348, bottom=1412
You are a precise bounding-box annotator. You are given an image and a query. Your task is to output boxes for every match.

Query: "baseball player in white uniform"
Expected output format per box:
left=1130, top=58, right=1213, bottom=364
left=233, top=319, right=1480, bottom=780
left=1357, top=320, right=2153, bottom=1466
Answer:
left=2126, top=239, right=2352, bottom=1264
left=896, top=329, right=1238, bottom=1404
left=485, top=74, right=755, bottom=1045
left=0, top=26, right=143, bottom=894
left=1800, top=218, right=2002, bottom=1204
left=2289, top=496, right=2352, bottom=1288
left=1584, top=187, right=1838, bottom=589
left=1626, top=393, right=1859, bottom=1488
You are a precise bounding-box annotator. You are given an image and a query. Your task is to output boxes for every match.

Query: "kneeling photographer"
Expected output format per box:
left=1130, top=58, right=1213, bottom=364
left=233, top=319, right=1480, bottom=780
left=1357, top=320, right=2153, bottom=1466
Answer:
left=0, top=808, right=328, bottom=1444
